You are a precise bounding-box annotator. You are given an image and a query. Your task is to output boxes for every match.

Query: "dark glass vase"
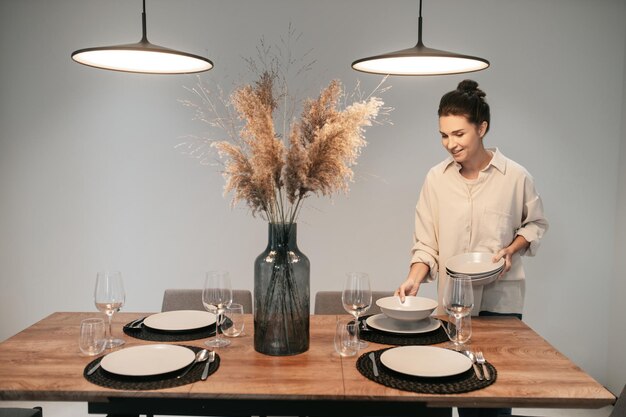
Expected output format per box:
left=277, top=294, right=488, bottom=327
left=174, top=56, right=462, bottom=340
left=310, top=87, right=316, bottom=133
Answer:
left=254, top=223, right=310, bottom=356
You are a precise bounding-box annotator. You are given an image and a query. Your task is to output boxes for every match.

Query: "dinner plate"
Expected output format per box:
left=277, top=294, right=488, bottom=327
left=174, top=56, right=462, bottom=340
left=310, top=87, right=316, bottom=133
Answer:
left=365, top=314, right=441, bottom=334
left=446, top=264, right=504, bottom=278
left=100, top=344, right=195, bottom=377
left=380, top=346, right=472, bottom=378
left=446, top=252, right=505, bottom=275
left=143, top=310, right=216, bottom=332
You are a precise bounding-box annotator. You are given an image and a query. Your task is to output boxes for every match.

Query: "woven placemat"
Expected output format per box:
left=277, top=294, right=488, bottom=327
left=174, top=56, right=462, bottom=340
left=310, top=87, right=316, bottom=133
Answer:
left=83, top=345, right=220, bottom=390
left=358, top=316, right=449, bottom=346
left=357, top=347, right=496, bottom=394
left=122, top=317, right=233, bottom=342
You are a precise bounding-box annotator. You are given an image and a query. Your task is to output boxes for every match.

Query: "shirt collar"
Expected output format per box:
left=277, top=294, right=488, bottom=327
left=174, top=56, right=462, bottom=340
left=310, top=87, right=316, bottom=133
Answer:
left=443, top=147, right=506, bottom=174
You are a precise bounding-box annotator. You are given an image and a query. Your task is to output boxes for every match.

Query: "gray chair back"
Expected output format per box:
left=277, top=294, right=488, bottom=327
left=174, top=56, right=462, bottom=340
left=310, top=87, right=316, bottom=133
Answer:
left=161, top=289, right=253, bottom=314
left=313, top=290, right=392, bottom=315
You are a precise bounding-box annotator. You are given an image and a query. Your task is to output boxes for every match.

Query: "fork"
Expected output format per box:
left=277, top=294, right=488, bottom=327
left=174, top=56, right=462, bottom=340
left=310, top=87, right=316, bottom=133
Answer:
left=476, top=351, right=491, bottom=380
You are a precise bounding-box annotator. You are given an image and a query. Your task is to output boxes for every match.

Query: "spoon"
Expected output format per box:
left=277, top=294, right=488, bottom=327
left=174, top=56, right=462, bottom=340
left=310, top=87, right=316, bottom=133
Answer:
left=177, top=349, right=209, bottom=379
left=461, top=350, right=483, bottom=380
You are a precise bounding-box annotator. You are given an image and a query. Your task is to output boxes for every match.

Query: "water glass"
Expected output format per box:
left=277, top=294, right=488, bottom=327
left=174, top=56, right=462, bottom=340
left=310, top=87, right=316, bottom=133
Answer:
left=447, top=314, right=472, bottom=348
left=79, top=318, right=106, bottom=356
left=94, top=271, right=126, bottom=348
left=203, top=270, right=233, bottom=348
left=342, top=272, right=372, bottom=349
left=222, top=303, right=244, bottom=337
left=334, top=318, right=359, bottom=357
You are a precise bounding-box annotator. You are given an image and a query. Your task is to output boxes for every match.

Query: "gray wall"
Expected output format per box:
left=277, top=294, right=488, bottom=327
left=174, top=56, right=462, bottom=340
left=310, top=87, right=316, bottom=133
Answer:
left=1, top=0, right=625, bottom=398
left=607, top=1, right=626, bottom=396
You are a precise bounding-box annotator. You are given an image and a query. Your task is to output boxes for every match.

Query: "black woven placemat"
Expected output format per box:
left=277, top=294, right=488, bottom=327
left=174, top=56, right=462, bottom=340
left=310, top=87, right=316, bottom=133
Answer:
left=358, top=316, right=449, bottom=346
left=83, top=345, right=220, bottom=390
left=122, top=318, right=225, bottom=342
left=357, top=347, right=496, bottom=394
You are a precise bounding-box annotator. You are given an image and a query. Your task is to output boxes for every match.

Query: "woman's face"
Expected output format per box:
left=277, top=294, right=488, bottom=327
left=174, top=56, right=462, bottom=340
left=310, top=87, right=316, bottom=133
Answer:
left=439, top=114, right=487, bottom=165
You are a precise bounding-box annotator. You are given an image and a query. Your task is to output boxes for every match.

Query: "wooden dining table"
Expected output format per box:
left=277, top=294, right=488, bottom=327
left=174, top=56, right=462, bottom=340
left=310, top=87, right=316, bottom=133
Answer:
left=0, top=312, right=616, bottom=416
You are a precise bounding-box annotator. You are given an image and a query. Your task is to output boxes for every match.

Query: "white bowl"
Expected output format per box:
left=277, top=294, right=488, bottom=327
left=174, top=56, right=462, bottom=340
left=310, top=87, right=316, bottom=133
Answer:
left=376, top=296, right=438, bottom=322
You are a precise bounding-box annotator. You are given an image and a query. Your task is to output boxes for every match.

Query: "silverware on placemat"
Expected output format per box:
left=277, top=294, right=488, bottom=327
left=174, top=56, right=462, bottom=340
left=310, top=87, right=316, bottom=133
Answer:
left=124, top=316, right=146, bottom=330
left=86, top=361, right=101, bottom=376
left=476, top=351, right=490, bottom=380
left=368, top=352, right=379, bottom=377
left=177, top=349, right=209, bottom=379
left=201, top=350, right=216, bottom=381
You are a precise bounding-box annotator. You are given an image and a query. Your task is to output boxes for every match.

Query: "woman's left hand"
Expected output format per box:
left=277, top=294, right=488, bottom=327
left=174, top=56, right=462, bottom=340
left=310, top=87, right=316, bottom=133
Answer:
left=492, top=248, right=512, bottom=278
left=493, top=235, right=531, bottom=278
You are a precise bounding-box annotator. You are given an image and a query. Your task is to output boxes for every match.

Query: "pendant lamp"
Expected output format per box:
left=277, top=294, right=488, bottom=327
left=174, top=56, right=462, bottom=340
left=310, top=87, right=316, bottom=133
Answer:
left=71, top=0, right=213, bottom=74
left=352, top=0, right=489, bottom=76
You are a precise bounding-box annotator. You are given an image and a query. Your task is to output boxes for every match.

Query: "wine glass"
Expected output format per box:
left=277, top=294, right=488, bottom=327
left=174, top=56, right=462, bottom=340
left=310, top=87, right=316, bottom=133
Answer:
left=94, top=271, right=126, bottom=349
left=202, top=270, right=233, bottom=348
left=442, top=274, right=474, bottom=350
left=342, top=272, right=372, bottom=349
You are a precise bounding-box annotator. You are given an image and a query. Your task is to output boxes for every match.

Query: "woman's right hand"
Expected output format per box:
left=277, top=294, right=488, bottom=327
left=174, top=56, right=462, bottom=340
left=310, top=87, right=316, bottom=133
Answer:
left=395, top=277, right=420, bottom=303
left=395, top=262, right=430, bottom=302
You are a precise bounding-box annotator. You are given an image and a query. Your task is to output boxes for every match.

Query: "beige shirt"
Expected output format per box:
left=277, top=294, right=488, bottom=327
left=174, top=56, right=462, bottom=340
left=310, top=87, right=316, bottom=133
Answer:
left=410, top=148, right=548, bottom=315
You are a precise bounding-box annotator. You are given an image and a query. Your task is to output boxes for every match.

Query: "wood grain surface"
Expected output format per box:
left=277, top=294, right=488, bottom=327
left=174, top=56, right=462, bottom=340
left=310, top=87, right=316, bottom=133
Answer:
left=0, top=312, right=616, bottom=410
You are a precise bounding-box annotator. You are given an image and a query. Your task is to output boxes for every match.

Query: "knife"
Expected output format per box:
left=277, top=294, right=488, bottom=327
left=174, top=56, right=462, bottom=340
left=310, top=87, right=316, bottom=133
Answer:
left=368, top=352, right=379, bottom=377
left=201, top=351, right=215, bottom=381
left=125, top=316, right=146, bottom=330
left=86, top=361, right=101, bottom=376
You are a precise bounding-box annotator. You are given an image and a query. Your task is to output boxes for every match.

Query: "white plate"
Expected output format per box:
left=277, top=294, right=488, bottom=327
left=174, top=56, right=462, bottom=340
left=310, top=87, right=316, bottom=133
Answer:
left=446, top=252, right=505, bottom=275
left=100, top=344, right=196, bottom=377
left=143, top=310, right=216, bottom=332
left=447, top=264, right=504, bottom=279
left=366, top=314, right=441, bottom=334
left=380, top=346, right=472, bottom=378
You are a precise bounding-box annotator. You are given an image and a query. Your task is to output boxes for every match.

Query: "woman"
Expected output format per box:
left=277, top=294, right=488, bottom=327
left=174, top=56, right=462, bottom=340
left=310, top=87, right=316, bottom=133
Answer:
left=396, top=80, right=549, bottom=417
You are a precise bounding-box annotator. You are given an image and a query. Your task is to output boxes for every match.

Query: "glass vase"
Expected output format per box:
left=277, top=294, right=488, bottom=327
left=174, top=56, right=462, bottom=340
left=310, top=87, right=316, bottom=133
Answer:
left=254, top=222, right=310, bottom=356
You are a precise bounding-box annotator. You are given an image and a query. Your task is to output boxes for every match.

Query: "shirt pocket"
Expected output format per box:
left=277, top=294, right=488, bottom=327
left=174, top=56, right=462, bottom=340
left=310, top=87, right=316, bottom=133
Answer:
left=478, top=208, right=514, bottom=251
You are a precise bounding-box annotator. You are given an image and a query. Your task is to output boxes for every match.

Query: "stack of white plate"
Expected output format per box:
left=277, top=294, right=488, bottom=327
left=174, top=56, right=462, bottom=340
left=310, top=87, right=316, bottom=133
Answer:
left=445, top=252, right=505, bottom=286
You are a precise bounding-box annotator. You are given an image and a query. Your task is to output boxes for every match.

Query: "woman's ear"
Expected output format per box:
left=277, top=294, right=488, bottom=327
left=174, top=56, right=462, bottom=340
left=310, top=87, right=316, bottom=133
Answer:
left=479, top=121, right=488, bottom=138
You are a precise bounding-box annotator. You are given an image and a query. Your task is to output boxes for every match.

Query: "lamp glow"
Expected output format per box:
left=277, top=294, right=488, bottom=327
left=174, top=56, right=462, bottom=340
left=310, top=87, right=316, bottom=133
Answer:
left=71, top=1, right=213, bottom=75
left=352, top=1, right=489, bottom=76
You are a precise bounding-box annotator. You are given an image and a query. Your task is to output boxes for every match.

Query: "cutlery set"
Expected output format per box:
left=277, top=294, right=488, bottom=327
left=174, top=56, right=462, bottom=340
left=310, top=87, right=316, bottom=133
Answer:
left=462, top=350, right=491, bottom=380
left=124, top=317, right=146, bottom=330
left=176, top=349, right=216, bottom=380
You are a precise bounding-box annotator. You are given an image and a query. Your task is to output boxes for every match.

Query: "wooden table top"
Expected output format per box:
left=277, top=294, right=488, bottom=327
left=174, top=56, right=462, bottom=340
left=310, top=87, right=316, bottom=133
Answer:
left=0, top=312, right=616, bottom=410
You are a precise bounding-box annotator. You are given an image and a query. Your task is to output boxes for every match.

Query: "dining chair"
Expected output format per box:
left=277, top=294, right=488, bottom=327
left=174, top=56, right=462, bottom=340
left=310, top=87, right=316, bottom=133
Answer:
left=501, top=383, right=625, bottom=417
left=161, top=289, right=253, bottom=313
left=313, top=290, right=392, bottom=315
left=0, top=407, right=42, bottom=417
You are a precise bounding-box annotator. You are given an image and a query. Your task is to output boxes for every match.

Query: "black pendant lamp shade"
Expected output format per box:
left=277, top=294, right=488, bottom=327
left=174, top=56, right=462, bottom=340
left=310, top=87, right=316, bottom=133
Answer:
left=71, top=0, right=213, bottom=74
left=352, top=0, right=489, bottom=76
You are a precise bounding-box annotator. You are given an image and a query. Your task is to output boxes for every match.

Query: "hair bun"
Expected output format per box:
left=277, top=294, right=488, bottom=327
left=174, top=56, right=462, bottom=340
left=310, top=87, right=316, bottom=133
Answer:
left=457, top=79, right=485, bottom=99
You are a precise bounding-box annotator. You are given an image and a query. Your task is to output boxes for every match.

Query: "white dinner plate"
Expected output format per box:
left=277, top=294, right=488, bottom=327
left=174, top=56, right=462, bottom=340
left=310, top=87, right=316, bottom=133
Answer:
left=100, top=344, right=196, bottom=377
left=446, top=252, right=505, bottom=275
left=380, top=346, right=472, bottom=378
left=447, top=264, right=504, bottom=278
left=366, top=314, right=441, bottom=334
left=143, top=310, right=216, bottom=332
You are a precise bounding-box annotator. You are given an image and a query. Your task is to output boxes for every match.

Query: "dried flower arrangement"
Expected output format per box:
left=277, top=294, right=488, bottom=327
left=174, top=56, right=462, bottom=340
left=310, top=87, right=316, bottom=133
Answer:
left=179, top=35, right=388, bottom=226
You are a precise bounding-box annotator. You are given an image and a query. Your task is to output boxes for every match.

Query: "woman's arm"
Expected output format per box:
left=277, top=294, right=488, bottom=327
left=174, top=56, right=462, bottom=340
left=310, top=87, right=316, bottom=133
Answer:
left=395, top=262, right=430, bottom=302
left=493, top=235, right=530, bottom=275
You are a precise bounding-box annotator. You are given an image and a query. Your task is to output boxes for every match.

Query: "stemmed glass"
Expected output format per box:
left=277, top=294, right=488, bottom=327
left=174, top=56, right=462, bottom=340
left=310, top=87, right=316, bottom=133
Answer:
left=442, top=274, right=474, bottom=350
left=94, top=271, right=126, bottom=349
left=202, top=270, right=233, bottom=348
left=342, top=272, right=372, bottom=349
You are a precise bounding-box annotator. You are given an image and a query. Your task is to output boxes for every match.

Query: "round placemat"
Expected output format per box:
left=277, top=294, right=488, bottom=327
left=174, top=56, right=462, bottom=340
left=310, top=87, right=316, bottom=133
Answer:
left=357, top=348, right=496, bottom=394
left=122, top=318, right=232, bottom=342
left=84, top=345, right=220, bottom=390
left=358, top=316, right=449, bottom=346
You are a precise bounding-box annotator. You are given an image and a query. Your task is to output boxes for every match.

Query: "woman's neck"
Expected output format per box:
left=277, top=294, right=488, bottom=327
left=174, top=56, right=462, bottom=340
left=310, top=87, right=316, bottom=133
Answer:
left=460, top=148, right=493, bottom=180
